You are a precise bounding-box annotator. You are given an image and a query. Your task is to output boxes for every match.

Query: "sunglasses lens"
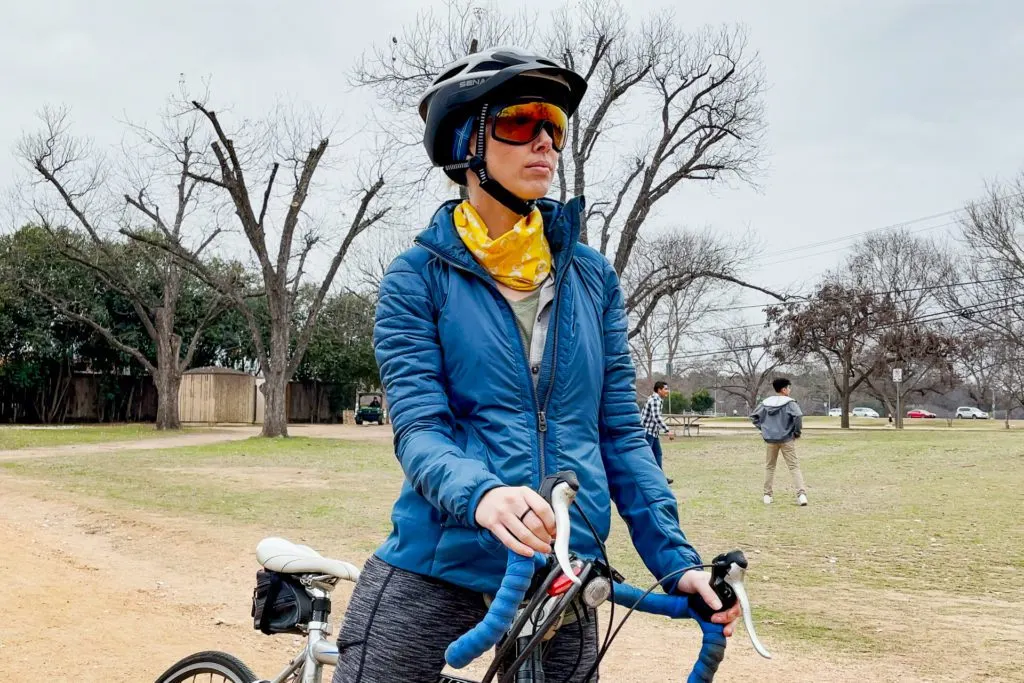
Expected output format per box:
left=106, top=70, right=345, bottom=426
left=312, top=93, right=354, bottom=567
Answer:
left=493, top=102, right=568, bottom=149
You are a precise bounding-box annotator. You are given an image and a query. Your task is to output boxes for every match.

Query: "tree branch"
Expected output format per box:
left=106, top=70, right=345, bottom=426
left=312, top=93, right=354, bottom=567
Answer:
left=286, top=175, right=387, bottom=378
left=278, top=140, right=329, bottom=275
left=27, top=285, right=157, bottom=375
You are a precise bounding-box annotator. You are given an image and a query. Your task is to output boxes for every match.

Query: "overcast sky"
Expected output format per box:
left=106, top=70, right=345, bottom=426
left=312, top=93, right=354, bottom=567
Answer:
left=3, top=0, right=1023, bottom=310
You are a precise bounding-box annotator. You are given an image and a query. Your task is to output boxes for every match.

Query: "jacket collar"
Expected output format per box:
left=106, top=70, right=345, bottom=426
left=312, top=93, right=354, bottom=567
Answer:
left=415, top=196, right=584, bottom=281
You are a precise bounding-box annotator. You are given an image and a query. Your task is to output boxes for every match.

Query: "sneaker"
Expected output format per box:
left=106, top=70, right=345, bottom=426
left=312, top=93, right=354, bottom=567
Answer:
left=763, top=495, right=773, bottom=505
left=797, top=493, right=808, bottom=506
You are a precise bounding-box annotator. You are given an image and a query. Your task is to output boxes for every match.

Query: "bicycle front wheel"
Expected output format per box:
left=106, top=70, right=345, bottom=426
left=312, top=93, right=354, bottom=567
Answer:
left=154, top=650, right=260, bottom=683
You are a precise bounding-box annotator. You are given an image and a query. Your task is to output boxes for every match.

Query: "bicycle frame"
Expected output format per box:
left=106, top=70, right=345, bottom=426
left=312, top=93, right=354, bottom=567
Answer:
left=261, top=583, right=338, bottom=683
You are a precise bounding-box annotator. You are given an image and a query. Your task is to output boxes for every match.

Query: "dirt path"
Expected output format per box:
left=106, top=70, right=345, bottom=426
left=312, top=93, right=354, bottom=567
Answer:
left=0, top=424, right=393, bottom=462
left=0, top=428, right=259, bottom=461
left=0, top=475, right=887, bottom=683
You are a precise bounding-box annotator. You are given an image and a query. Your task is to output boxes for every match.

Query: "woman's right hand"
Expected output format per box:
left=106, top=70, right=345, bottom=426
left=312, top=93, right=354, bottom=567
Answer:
left=474, top=486, right=557, bottom=557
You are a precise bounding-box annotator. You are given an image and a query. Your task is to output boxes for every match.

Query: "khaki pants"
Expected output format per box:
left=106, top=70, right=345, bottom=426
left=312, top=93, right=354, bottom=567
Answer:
left=764, top=440, right=806, bottom=496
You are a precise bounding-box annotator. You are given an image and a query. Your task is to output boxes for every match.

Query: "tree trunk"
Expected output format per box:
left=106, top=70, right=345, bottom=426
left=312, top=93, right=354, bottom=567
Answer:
left=880, top=396, right=896, bottom=428
left=260, top=303, right=292, bottom=437
left=895, top=387, right=905, bottom=430
left=261, top=371, right=290, bottom=437
left=154, top=366, right=182, bottom=430
left=746, top=387, right=759, bottom=416
left=840, top=362, right=852, bottom=430
left=152, top=321, right=184, bottom=430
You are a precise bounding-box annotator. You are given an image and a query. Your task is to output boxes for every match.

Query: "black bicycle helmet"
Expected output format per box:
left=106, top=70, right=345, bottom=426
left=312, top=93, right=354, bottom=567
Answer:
left=419, top=46, right=588, bottom=215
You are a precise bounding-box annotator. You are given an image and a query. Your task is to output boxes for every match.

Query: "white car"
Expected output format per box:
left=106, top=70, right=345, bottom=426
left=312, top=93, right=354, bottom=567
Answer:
left=956, top=406, right=989, bottom=419
left=852, top=407, right=880, bottom=418
left=828, top=408, right=843, bottom=417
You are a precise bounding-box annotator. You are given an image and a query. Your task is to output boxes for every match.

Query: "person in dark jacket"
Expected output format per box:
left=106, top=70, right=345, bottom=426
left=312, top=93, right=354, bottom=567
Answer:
left=751, top=377, right=808, bottom=506
left=331, top=47, right=739, bottom=682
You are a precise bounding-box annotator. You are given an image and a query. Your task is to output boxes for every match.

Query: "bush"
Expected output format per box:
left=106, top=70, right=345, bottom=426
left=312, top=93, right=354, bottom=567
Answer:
left=666, top=391, right=690, bottom=413
left=691, top=389, right=715, bottom=414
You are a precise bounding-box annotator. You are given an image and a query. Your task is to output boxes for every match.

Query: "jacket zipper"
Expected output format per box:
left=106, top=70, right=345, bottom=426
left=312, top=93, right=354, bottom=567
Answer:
left=535, top=266, right=568, bottom=476
left=415, top=240, right=561, bottom=484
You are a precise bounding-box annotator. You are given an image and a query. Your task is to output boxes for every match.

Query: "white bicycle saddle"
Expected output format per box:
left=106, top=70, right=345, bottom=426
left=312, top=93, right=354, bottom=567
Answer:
left=256, top=537, right=361, bottom=582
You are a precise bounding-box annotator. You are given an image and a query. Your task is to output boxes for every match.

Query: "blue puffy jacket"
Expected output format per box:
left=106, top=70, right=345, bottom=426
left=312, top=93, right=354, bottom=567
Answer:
left=373, top=196, right=701, bottom=594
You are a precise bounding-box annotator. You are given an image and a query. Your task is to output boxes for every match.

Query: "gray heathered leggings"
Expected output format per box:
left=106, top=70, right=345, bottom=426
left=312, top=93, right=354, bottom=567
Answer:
left=332, top=555, right=599, bottom=683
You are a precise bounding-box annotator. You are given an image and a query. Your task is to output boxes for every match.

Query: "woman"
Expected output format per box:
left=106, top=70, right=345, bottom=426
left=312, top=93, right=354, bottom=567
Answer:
left=333, top=47, right=739, bottom=683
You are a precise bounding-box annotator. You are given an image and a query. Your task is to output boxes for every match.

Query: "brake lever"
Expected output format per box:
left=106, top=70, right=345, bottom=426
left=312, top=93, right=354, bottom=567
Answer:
left=708, top=550, right=772, bottom=659
left=539, top=471, right=581, bottom=586
left=724, top=560, right=772, bottom=659
left=688, top=550, right=771, bottom=659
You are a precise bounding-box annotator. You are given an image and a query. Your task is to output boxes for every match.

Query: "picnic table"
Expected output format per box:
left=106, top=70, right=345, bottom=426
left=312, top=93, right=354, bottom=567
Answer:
left=662, top=413, right=705, bottom=437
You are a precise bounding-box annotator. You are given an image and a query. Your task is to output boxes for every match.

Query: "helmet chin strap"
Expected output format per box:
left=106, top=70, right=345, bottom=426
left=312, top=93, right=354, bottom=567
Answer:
left=447, top=103, right=536, bottom=217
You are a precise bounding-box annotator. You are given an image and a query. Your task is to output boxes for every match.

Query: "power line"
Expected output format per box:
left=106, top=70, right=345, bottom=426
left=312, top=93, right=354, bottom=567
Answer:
left=747, top=191, right=1024, bottom=264
left=630, top=192, right=1024, bottom=324
left=753, top=217, right=949, bottom=264
left=755, top=219, right=961, bottom=267
left=704, top=275, right=1022, bottom=315
left=636, top=294, right=1023, bottom=366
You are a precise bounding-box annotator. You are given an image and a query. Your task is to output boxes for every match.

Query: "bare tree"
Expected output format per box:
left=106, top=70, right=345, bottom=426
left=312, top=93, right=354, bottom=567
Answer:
left=955, top=332, right=1000, bottom=410
left=355, top=0, right=784, bottom=329
left=942, top=179, right=1024, bottom=357
left=712, top=322, right=787, bottom=413
left=864, top=325, right=959, bottom=427
left=622, top=229, right=770, bottom=339
left=935, top=178, right=1024, bottom=426
left=628, top=306, right=667, bottom=379
left=851, top=231, right=958, bottom=428
left=995, top=339, right=1024, bottom=424
left=768, top=275, right=899, bottom=429
left=127, top=97, right=393, bottom=437
left=628, top=295, right=717, bottom=381
left=350, top=228, right=415, bottom=294
left=16, top=106, right=225, bottom=430
left=351, top=1, right=535, bottom=111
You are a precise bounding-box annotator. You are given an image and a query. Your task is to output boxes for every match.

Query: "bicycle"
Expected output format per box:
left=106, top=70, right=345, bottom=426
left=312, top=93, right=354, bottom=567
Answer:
left=155, top=472, right=771, bottom=683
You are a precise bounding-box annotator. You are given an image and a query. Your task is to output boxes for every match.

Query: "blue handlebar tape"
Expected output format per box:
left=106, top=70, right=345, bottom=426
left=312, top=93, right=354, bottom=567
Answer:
left=445, top=549, right=546, bottom=669
left=612, top=583, right=727, bottom=683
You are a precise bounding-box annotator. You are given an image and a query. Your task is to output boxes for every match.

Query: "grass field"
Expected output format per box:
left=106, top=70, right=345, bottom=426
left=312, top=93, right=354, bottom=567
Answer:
left=0, top=423, right=206, bottom=450
left=2, top=428, right=1023, bottom=680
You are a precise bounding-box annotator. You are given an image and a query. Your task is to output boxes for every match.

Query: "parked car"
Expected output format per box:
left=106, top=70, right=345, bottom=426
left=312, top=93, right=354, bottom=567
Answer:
left=828, top=408, right=843, bottom=417
left=906, top=409, right=936, bottom=419
left=955, top=406, right=989, bottom=419
left=852, top=407, right=880, bottom=418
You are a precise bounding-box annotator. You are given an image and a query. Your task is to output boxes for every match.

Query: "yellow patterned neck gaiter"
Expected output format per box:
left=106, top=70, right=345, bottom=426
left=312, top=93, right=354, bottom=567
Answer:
left=453, top=201, right=552, bottom=291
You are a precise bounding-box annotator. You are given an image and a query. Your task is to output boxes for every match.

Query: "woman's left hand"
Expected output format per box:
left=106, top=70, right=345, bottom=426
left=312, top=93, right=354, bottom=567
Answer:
left=676, top=570, right=742, bottom=636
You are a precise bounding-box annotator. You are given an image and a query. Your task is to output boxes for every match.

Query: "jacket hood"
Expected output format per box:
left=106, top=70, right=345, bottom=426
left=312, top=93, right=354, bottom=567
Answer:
left=762, top=395, right=795, bottom=408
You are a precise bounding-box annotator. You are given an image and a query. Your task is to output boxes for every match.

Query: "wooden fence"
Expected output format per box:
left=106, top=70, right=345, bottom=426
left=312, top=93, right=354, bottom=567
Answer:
left=0, top=372, right=366, bottom=425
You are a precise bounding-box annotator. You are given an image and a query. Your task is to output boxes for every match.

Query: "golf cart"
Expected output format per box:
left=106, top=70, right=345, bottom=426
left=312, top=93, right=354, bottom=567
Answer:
left=354, top=392, right=386, bottom=425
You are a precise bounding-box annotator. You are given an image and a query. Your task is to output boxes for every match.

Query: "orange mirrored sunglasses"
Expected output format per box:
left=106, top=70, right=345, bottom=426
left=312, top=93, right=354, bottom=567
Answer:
left=491, top=102, right=568, bottom=151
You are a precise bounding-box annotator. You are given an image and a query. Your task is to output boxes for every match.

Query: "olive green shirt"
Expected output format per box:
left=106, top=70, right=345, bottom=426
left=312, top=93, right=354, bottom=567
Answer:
left=507, top=287, right=542, bottom=354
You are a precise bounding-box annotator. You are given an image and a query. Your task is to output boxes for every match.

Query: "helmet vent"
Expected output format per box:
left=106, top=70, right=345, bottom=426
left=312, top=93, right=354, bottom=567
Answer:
left=435, top=64, right=468, bottom=83
left=469, top=60, right=508, bottom=73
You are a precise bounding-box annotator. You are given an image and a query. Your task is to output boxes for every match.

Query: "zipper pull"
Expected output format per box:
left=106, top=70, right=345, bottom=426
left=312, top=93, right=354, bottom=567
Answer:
left=537, top=411, right=548, bottom=432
